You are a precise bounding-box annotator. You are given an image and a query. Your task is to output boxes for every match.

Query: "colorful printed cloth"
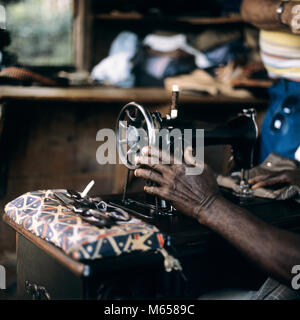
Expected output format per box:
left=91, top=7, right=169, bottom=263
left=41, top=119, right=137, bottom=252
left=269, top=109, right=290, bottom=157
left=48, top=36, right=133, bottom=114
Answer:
left=4, top=190, right=165, bottom=261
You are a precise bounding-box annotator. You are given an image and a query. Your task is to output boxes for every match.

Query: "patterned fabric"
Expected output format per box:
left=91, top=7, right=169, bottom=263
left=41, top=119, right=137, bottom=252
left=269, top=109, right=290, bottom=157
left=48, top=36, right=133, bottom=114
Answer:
left=4, top=190, right=165, bottom=261
left=252, top=277, right=300, bottom=300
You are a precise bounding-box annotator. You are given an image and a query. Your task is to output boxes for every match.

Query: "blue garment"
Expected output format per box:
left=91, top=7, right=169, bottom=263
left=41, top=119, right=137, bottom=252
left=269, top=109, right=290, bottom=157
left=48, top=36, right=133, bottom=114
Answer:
left=260, top=79, right=300, bottom=162
left=205, top=40, right=246, bottom=67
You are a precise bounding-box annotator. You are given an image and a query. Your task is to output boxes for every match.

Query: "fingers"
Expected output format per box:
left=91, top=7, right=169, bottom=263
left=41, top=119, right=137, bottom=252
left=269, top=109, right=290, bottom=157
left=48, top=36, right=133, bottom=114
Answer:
left=251, top=180, right=274, bottom=190
left=251, top=175, right=287, bottom=190
left=144, top=185, right=164, bottom=197
left=248, top=174, right=270, bottom=185
left=141, top=146, right=176, bottom=164
left=136, top=155, right=171, bottom=174
left=184, top=146, right=196, bottom=166
left=184, top=146, right=206, bottom=170
left=134, top=168, right=164, bottom=185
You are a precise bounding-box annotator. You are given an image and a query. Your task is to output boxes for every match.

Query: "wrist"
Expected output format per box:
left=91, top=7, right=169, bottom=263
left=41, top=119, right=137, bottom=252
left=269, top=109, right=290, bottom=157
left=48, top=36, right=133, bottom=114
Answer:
left=281, top=1, right=294, bottom=27
left=194, top=194, right=224, bottom=225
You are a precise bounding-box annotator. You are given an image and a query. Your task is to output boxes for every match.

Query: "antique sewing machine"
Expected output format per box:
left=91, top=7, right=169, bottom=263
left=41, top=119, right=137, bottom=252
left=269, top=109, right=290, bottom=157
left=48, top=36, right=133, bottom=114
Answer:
left=111, top=86, right=259, bottom=222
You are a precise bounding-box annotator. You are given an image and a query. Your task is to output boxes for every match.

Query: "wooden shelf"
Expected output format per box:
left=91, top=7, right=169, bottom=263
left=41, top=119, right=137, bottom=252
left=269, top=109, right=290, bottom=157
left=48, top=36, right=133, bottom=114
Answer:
left=93, top=12, right=244, bottom=25
left=176, top=15, right=243, bottom=25
left=0, top=86, right=268, bottom=106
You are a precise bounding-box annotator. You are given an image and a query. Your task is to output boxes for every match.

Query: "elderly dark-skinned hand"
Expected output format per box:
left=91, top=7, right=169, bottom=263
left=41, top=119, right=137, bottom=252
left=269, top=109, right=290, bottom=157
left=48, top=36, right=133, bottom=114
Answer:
left=134, top=146, right=221, bottom=224
left=249, top=169, right=300, bottom=190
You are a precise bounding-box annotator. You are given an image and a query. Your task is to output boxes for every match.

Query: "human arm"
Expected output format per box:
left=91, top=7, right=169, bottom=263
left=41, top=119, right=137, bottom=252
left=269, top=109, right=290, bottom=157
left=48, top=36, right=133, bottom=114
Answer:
left=241, top=0, right=300, bottom=34
left=249, top=169, right=300, bottom=189
left=135, top=147, right=300, bottom=287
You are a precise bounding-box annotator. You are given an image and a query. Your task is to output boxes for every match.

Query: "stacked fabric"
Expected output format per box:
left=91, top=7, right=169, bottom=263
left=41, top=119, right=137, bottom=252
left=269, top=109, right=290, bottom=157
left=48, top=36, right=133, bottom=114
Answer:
left=91, top=26, right=267, bottom=97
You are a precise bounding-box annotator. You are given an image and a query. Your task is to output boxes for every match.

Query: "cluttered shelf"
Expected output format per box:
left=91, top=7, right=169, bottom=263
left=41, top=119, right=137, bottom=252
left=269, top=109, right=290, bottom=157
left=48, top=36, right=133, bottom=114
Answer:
left=93, top=12, right=244, bottom=25
left=0, top=86, right=268, bottom=105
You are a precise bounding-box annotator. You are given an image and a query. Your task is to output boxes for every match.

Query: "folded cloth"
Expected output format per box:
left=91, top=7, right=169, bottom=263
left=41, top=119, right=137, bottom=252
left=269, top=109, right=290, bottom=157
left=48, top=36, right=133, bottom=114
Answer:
left=4, top=190, right=165, bottom=261
left=144, top=56, right=196, bottom=80
left=145, top=48, right=192, bottom=59
left=205, top=40, right=246, bottom=67
left=164, top=69, right=252, bottom=98
left=143, top=33, right=212, bottom=69
left=217, top=153, right=300, bottom=201
left=190, top=28, right=242, bottom=52
left=91, top=52, right=135, bottom=87
left=133, top=47, right=196, bottom=87
left=91, top=31, right=138, bottom=87
left=108, top=31, right=138, bottom=57
left=296, top=146, right=300, bottom=162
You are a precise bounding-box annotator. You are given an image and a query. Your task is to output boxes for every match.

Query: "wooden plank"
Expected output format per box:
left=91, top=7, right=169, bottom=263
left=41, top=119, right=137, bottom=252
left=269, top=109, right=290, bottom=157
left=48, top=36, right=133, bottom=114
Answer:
left=0, top=86, right=268, bottom=105
left=94, top=13, right=243, bottom=25
left=232, top=78, right=273, bottom=89
left=74, top=0, right=92, bottom=71
left=177, top=15, right=243, bottom=25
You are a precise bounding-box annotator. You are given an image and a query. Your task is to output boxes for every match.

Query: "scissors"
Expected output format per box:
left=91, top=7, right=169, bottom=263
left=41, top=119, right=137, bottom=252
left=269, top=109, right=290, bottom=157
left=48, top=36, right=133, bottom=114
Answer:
left=53, top=190, right=130, bottom=228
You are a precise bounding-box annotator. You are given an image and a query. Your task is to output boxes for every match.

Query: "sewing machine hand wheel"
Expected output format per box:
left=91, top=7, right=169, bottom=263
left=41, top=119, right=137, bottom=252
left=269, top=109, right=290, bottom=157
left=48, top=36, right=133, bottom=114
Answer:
left=116, top=102, right=158, bottom=170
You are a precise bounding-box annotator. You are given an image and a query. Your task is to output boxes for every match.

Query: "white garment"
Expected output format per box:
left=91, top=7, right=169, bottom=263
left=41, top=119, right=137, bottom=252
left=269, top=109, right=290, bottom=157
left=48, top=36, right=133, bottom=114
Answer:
left=295, top=146, right=300, bottom=162
left=91, top=52, right=134, bottom=87
left=143, top=34, right=212, bottom=69
left=91, top=31, right=138, bottom=87
left=109, top=31, right=138, bottom=57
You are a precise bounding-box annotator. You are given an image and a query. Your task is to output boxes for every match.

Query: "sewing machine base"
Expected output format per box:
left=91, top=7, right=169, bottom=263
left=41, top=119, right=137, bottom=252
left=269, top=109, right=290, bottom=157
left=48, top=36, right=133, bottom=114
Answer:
left=14, top=227, right=267, bottom=300
left=108, top=190, right=300, bottom=246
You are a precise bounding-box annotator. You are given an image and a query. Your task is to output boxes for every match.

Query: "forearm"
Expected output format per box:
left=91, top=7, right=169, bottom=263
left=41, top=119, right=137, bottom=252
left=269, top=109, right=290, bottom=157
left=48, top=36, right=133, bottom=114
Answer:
left=241, top=0, right=295, bottom=31
left=134, top=146, right=300, bottom=286
left=199, top=196, right=300, bottom=286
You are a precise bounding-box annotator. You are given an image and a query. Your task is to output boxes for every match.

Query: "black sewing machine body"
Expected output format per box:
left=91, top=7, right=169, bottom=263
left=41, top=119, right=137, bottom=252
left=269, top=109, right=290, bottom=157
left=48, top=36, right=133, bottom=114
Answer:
left=117, top=101, right=257, bottom=171
left=159, top=110, right=257, bottom=170
left=114, top=88, right=261, bottom=226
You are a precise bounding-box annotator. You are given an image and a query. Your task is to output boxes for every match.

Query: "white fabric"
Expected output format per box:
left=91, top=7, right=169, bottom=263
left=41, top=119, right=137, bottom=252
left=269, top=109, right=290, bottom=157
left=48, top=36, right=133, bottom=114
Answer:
left=143, top=34, right=212, bottom=69
left=109, top=31, right=138, bottom=57
left=295, top=145, right=300, bottom=161
left=91, top=52, right=134, bottom=86
left=143, top=34, right=187, bottom=52
left=91, top=31, right=138, bottom=87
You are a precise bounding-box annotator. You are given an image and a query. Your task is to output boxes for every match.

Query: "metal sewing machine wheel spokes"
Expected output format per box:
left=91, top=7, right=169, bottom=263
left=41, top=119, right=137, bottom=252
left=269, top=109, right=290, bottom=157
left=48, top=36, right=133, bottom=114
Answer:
left=116, top=102, right=175, bottom=218
left=116, top=102, right=160, bottom=170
